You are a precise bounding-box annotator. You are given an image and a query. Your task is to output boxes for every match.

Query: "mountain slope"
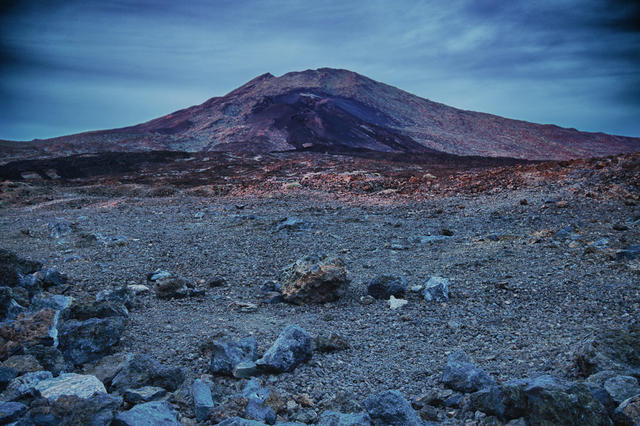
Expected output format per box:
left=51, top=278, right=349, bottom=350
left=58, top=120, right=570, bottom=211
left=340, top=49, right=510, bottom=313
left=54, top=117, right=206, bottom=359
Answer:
left=3, top=68, right=640, bottom=161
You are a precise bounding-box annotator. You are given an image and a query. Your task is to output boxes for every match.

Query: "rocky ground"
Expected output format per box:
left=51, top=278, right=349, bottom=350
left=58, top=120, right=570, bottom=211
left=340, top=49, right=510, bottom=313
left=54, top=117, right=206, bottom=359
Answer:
left=0, top=151, right=638, bottom=425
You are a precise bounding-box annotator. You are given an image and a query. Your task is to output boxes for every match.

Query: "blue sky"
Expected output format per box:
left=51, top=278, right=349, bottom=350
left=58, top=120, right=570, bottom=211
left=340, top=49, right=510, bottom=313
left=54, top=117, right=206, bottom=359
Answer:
left=1, top=0, right=639, bottom=140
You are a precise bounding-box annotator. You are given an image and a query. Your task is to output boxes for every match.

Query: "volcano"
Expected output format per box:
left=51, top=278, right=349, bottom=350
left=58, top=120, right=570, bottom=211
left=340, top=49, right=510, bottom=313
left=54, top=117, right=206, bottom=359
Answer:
left=2, top=68, right=639, bottom=162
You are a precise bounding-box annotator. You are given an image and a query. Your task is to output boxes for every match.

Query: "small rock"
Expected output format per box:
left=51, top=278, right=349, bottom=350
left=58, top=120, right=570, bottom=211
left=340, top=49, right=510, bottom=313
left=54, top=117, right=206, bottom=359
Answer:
left=230, top=301, right=258, bottom=312
left=210, top=337, right=258, bottom=376
left=613, top=223, right=629, bottom=231
left=360, top=296, right=375, bottom=305
left=441, top=351, right=495, bottom=393
left=155, top=277, right=195, bottom=299
left=555, top=200, right=569, bottom=208
left=2, top=354, right=42, bottom=374
left=110, top=354, right=185, bottom=392
left=127, top=284, right=150, bottom=295
left=193, top=378, right=214, bottom=422
left=275, top=217, right=310, bottom=232
left=0, top=370, right=52, bottom=401
left=363, top=390, right=422, bottom=426
left=315, top=333, right=350, bottom=353
left=123, top=386, right=167, bottom=404
left=616, top=245, right=640, bottom=261
left=209, top=276, right=227, bottom=287
left=35, top=373, right=106, bottom=400
left=147, top=270, right=172, bottom=282
left=233, top=361, right=259, bottom=378
left=48, top=222, right=72, bottom=239
left=519, top=199, right=528, bottom=206
left=422, top=276, right=450, bottom=302
left=281, top=255, right=349, bottom=304
left=366, top=275, right=407, bottom=300
left=243, top=378, right=276, bottom=424
left=317, top=410, right=372, bottom=426
left=112, top=400, right=180, bottom=426
left=256, top=325, right=312, bottom=373
left=440, top=228, right=454, bottom=236
left=388, top=296, right=408, bottom=310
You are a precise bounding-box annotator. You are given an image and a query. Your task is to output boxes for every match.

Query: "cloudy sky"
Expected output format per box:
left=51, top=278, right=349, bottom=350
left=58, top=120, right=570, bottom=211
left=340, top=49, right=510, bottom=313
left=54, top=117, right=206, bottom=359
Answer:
left=1, top=0, right=639, bottom=140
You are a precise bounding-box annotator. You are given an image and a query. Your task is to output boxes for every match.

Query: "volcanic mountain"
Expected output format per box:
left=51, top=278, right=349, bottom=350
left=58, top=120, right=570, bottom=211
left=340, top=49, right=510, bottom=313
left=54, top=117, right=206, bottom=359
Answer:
left=3, top=68, right=639, bottom=162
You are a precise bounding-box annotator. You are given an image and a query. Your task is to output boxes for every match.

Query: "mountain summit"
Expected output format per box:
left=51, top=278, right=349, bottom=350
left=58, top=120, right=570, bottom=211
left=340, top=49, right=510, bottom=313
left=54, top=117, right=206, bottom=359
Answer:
left=4, top=68, right=640, bottom=161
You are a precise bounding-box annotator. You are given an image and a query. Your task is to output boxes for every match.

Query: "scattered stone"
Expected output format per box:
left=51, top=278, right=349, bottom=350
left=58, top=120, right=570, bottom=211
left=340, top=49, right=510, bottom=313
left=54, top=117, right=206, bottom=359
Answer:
left=318, top=410, right=372, bottom=426
left=440, top=228, right=454, bottom=236
left=155, top=276, right=199, bottom=299
left=96, top=285, right=137, bottom=309
left=0, top=401, right=27, bottom=423
left=48, top=222, right=72, bottom=239
left=112, top=400, right=180, bottom=426
left=0, top=309, right=57, bottom=360
left=0, top=249, right=42, bottom=287
left=388, top=296, right=408, bottom=310
left=147, top=270, right=172, bottom=282
left=123, top=386, right=167, bottom=404
left=555, top=201, right=569, bottom=208
left=218, top=417, right=268, bottom=426
left=281, top=255, right=349, bottom=304
left=441, top=351, right=495, bottom=393
left=613, top=223, right=629, bottom=231
left=35, top=373, right=106, bottom=400
left=363, top=390, right=422, bottom=426
left=127, top=284, right=150, bottom=295
left=210, top=337, right=258, bottom=376
left=519, top=199, right=528, bottom=206
left=275, top=217, right=310, bottom=232
left=193, top=378, right=214, bottom=421
left=110, top=354, right=185, bottom=392
left=612, top=395, right=640, bottom=426
left=422, top=276, right=450, bottom=303
left=366, top=275, right=406, bottom=300
left=2, top=354, right=42, bottom=374
left=58, top=316, right=127, bottom=365
left=233, top=361, right=259, bottom=378
left=209, top=276, right=227, bottom=287
left=315, top=333, right=349, bottom=353
left=360, top=296, right=375, bottom=305
left=256, top=325, right=312, bottom=373
left=229, top=301, right=258, bottom=312
left=82, top=352, right=135, bottom=387
left=604, top=375, right=640, bottom=404
left=616, top=245, right=640, bottom=261
left=243, top=378, right=276, bottom=424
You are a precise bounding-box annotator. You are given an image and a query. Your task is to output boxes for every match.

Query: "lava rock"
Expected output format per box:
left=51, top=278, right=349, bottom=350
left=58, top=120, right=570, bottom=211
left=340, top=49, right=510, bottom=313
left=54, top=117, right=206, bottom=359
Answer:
left=281, top=255, right=349, bottom=304
left=193, top=378, right=214, bottom=421
left=0, top=309, right=57, bottom=360
left=61, top=299, right=129, bottom=321
left=256, top=325, right=312, bottom=373
left=210, top=337, right=258, bottom=376
left=218, top=417, right=269, bottom=426
left=58, top=316, right=126, bottom=365
left=575, top=325, right=640, bottom=376
left=155, top=276, right=202, bottom=299
left=112, top=400, right=180, bottom=426
left=147, top=270, right=172, bottom=282
left=318, top=410, right=372, bottom=426
left=0, top=401, right=27, bottom=423
left=0, top=367, right=18, bottom=392
left=612, top=395, right=640, bottom=426
left=366, top=275, right=406, bottom=300
left=422, top=276, right=450, bottom=302
left=604, top=375, right=640, bottom=405
left=110, top=354, right=184, bottom=392
left=0, top=370, right=52, bottom=402
left=25, top=345, right=66, bottom=376
left=315, top=333, right=349, bottom=353
left=233, top=361, right=259, bottom=378
left=2, top=355, right=42, bottom=374
left=34, top=373, right=106, bottom=400
left=441, top=351, right=495, bottom=393
left=96, top=285, right=137, bottom=309
left=616, top=245, right=640, bottom=261
left=48, top=221, right=72, bottom=239
left=363, top=390, right=422, bottom=426
left=275, top=217, right=310, bottom=232
left=0, top=249, right=42, bottom=287
left=123, top=386, right=167, bottom=404
left=243, top=378, right=276, bottom=425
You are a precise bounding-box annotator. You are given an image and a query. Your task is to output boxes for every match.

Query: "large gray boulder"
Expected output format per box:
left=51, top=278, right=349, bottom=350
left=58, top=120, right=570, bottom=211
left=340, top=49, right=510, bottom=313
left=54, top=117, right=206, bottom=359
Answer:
left=34, top=373, right=106, bottom=400
left=256, top=325, right=312, bottom=373
left=58, top=317, right=126, bottom=365
left=110, top=354, right=184, bottom=392
left=441, top=351, right=495, bottom=393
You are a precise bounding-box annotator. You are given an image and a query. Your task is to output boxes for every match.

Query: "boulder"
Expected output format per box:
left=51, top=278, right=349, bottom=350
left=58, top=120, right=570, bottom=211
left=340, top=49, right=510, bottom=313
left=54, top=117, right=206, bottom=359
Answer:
left=0, top=367, right=18, bottom=392
left=61, top=299, right=129, bottom=321
left=193, top=378, right=214, bottom=422
left=0, top=401, right=27, bottom=423
left=25, top=345, right=66, bottom=376
left=2, top=354, right=42, bottom=374
left=363, top=390, right=422, bottom=426
left=422, top=276, right=450, bottom=302
left=210, top=337, right=258, bottom=376
left=575, top=326, right=640, bottom=376
left=83, top=352, right=135, bottom=386
left=604, top=375, right=640, bottom=405
left=112, top=400, right=180, bottom=426
left=110, top=354, right=184, bottom=392
left=281, top=255, right=349, bottom=304
left=123, top=386, right=167, bottom=404
left=366, top=275, right=407, bottom=300
left=58, top=316, right=126, bottom=365
left=0, top=309, right=56, bottom=360
left=256, top=325, right=312, bottom=373
left=318, top=410, right=372, bottom=426
left=441, top=351, right=495, bottom=393
left=612, top=395, right=640, bottom=426
left=315, top=333, right=349, bottom=353
left=233, top=361, right=259, bottom=378
left=35, top=373, right=106, bottom=400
